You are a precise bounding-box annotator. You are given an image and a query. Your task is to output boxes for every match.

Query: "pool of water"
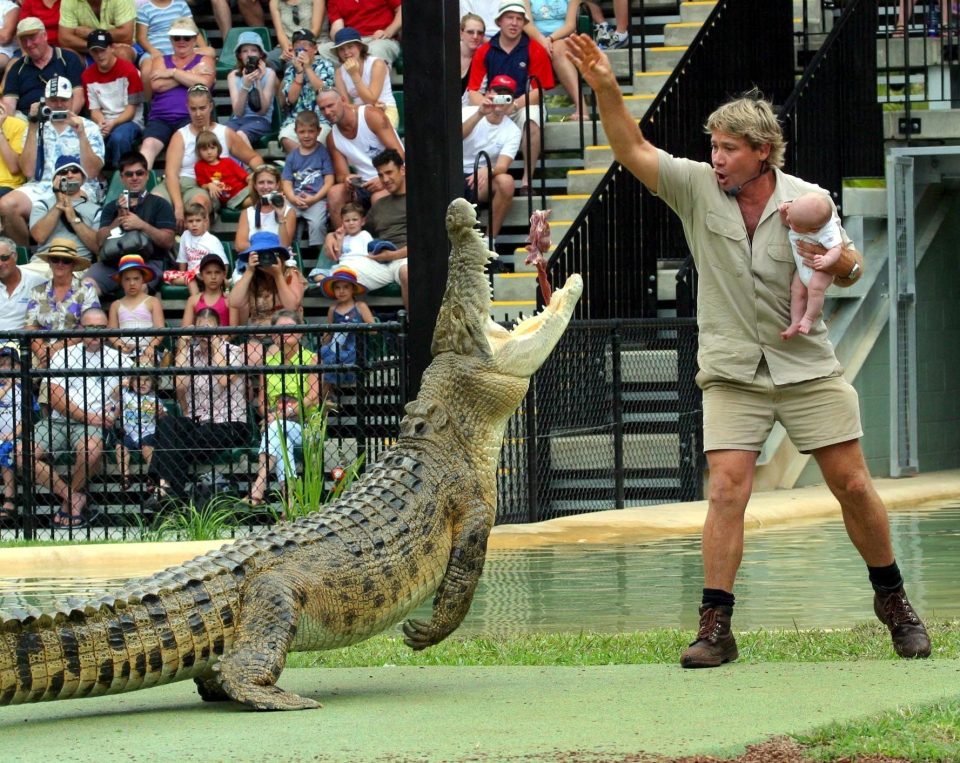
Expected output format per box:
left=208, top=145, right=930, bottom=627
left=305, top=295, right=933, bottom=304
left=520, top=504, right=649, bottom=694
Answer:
left=2, top=504, right=959, bottom=635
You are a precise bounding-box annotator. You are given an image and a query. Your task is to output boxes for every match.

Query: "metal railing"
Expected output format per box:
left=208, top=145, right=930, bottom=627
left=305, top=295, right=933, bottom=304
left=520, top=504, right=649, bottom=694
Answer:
left=548, top=0, right=795, bottom=320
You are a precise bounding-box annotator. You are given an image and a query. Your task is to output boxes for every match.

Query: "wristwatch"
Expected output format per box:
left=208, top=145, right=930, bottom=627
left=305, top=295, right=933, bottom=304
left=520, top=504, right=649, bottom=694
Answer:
left=846, top=261, right=861, bottom=280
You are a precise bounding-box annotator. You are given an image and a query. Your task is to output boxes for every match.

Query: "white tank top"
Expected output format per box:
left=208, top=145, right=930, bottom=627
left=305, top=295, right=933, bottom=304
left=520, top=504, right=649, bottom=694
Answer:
left=331, top=106, right=400, bottom=182
left=343, top=56, right=396, bottom=109
left=179, top=123, right=231, bottom=181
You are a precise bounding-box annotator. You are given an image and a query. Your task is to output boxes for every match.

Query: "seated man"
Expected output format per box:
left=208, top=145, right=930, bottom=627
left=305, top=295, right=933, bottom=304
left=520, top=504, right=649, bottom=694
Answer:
left=1, top=18, right=85, bottom=118
left=0, top=236, right=47, bottom=336
left=57, top=0, right=137, bottom=61
left=34, top=306, right=130, bottom=527
left=91, top=151, right=176, bottom=296
left=462, top=74, right=521, bottom=243
left=0, top=76, right=105, bottom=246
left=322, top=148, right=408, bottom=308
left=81, top=30, right=145, bottom=169
left=29, top=156, right=102, bottom=266
left=319, top=0, right=402, bottom=65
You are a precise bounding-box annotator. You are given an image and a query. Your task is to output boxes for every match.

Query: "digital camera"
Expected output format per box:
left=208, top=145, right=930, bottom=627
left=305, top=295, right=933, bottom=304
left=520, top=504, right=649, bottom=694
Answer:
left=243, top=54, right=260, bottom=74
left=60, top=179, right=82, bottom=194
left=40, top=105, right=69, bottom=121
left=258, top=250, right=278, bottom=266
left=263, top=192, right=285, bottom=208
left=491, top=93, right=513, bottom=105
left=348, top=177, right=364, bottom=188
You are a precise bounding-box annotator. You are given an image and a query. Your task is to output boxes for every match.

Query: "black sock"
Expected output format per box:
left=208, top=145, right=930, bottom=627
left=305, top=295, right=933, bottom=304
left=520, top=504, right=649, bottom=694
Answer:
left=701, top=588, right=735, bottom=609
left=868, top=561, right=903, bottom=594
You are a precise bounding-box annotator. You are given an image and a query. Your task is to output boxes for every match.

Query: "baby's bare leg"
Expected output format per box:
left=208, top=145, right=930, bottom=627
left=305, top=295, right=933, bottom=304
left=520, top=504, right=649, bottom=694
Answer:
left=781, top=271, right=809, bottom=340
left=797, top=271, right=834, bottom=334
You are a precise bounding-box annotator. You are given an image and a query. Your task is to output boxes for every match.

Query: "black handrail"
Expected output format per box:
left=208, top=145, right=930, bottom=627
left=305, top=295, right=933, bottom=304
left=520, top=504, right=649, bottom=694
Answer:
left=523, top=73, right=546, bottom=220
left=471, top=148, right=495, bottom=251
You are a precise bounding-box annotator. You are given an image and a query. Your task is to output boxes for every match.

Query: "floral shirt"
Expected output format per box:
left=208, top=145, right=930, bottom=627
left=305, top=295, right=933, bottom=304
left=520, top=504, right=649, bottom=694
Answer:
left=31, top=119, right=106, bottom=199
left=25, top=275, right=101, bottom=331
left=280, top=55, right=335, bottom=131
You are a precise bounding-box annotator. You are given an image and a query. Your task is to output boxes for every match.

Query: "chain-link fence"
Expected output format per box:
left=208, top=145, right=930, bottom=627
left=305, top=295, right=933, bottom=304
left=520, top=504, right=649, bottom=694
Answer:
left=0, top=320, right=405, bottom=541
left=497, top=318, right=703, bottom=524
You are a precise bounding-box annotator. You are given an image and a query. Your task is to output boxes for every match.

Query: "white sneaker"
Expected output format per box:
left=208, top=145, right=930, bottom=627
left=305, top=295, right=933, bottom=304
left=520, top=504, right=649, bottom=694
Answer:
left=593, top=22, right=612, bottom=48
left=608, top=30, right=629, bottom=49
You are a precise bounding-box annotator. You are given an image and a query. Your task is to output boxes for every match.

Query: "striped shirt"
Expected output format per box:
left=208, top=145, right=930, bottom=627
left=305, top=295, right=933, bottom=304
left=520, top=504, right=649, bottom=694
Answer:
left=137, top=0, right=194, bottom=55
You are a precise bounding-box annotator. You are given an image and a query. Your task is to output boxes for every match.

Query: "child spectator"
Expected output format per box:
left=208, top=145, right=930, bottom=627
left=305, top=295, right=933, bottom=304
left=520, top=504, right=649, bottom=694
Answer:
left=318, top=267, right=375, bottom=400
left=183, top=253, right=233, bottom=327
left=281, top=110, right=334, bottom=250
left=308, top=201, right=370, bottom=283
left=0, top=345, right=37, bottom=523
left=194, top=130, right=252, bottom=212
left=226, top=32, right=278, bottom=147
left=107, top=254, right=165, bottom=365
left=113, top=373, right=165, bottom=488
left=164, top=202, right=229, bottom=293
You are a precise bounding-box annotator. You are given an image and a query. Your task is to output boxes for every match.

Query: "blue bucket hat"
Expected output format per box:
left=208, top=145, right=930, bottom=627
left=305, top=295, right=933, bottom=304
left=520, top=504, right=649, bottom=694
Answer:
left=367, top=239, right=397, bottom=255
left=236, top=231, right=292, bottom=274
left=54, top=155, right=87, bottom=179
left=332, top=27, right=366, bottom=51
left=234, top=30, right=266, bottom=57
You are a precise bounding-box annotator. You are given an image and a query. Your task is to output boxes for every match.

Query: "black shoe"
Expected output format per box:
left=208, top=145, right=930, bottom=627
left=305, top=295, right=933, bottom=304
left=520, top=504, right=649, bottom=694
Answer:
left=874, top=587, right=931, bottom=658
left=680, top=605, right=738, bottom=668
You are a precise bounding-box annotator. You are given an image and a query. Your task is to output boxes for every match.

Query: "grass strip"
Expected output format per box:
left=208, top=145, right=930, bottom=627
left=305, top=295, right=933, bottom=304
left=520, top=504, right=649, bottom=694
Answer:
left=286, top=619, right=960, bottom=668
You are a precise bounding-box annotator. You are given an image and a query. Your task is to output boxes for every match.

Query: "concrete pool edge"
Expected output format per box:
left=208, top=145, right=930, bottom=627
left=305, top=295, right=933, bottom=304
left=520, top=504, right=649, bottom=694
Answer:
left=3, top=469, right=959, bottom=577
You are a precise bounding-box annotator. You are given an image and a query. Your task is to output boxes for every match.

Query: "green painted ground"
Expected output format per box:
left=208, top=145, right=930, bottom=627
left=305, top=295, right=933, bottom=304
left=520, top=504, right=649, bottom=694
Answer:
left=3, top=660, right=959, bottom=762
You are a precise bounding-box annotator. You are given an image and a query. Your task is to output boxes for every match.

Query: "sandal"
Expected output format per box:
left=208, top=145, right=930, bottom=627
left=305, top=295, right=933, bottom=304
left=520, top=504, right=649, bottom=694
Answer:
left=0, top=500, right=14, bottom=518
left=892, top=23, right=905, bottom=38
left=53, top=510, right=84, bottom=528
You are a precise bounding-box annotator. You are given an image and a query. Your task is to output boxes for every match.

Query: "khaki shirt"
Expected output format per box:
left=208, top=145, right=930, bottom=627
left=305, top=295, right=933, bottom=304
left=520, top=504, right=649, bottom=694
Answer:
left=655, top=150, right=849, bottom=385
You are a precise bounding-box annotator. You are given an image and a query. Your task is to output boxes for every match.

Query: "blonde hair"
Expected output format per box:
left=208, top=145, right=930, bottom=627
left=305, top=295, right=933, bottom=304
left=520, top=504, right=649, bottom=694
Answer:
left=704, top=89, right=786, bottom=169
left=460, top=12, right=485, bottom=30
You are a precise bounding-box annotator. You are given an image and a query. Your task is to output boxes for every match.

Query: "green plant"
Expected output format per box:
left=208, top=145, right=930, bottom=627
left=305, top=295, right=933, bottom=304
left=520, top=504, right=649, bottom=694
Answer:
left=276, top=408, right=365, bottom=521
left=149, top=493, right=242, bottom=541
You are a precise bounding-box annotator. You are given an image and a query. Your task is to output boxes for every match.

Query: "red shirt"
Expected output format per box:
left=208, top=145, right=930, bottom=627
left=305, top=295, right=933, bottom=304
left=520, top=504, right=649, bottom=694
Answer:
left=19, top=0, right=62, bottom=46
left=467, top=33, right=555, bottom=97
left=81, top=58, right=144, bottom=120
left=327, top=0, right=400, bottom=36
left=195, top=157, right=249, bottom=202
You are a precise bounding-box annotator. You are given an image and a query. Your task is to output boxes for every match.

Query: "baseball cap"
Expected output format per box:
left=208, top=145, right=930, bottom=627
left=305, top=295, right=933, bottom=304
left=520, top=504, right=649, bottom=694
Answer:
left=44, top=76, right=73, bottom=100
left=16, top=17, right=45, bottom=36
left=489, top=74, right=517, bottom=93
left=87, top=29, right=113, bottom=50
left=292, top=29, right=316, bottom=44
left=198, top=253, right=227, bottom=272
left=54, top=155, right=87, bottom=178
left=496, top=1, right=531, bottom=22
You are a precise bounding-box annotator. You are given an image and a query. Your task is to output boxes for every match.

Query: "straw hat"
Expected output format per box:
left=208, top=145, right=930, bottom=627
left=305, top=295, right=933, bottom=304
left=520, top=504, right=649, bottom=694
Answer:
left=36, top=238, right=90, bottom=271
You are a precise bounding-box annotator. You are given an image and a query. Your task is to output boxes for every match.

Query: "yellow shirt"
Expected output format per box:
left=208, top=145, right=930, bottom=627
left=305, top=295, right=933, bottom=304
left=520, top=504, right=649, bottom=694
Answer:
left=59, top=0, right=137, bottom=30
left=654, top=149, right=850, bottom=385
left=0, top=117, right=26, bottom=188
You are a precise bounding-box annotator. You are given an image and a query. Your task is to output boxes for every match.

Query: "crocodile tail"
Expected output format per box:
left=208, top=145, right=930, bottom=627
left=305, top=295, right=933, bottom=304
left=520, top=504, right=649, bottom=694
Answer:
left=1, top=575, right=239, bottom=705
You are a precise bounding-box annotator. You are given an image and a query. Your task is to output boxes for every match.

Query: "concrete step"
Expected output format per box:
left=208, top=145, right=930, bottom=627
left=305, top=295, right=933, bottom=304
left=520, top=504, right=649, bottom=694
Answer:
left=551, top=432, right=681, bottom=471
left=633, top=70, right=671, bottom=95
left=504, top=195, right=591, bottom=227
left=877, top=37, right=946, bottom=68
left=663, top=21, right=703, bottom=47
left=606, top=46, right=687, bottom=76
left=567, top=168, right=606, bottom=195
left=490, top=300, right=536, bottom=323
left=623, top=93, right=655, bottom=117
left=543, top=120, right=608, bottom=150
left=585, top=145, right=614, bottom=169
left=512, top=246, right=554, bottom=272
left=842, top=183, right=888, bottom=219
left=680, top=1, right=716, bottom=23
left=493, top=271, right=538, bottom=301
left=882, top=107, right=960, bottom=140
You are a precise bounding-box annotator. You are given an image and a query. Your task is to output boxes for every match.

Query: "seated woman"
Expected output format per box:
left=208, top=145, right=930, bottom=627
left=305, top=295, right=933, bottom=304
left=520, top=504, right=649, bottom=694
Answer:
left=332, top=27, right=399, bottom=128
left=522, top=0, right=590, bottom=120
left=226, top=32, right=279, bottom=148
left=247, top=309, right=320, bottom=506
left=147, top=307, right=251, bottom=505
left=234, top=165, right=297, bottom=252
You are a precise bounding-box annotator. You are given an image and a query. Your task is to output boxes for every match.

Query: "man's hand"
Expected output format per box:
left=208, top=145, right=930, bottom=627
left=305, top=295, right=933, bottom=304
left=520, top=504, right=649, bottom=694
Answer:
left=363, top=177, right=384, bottom=193
left=797, top=239, right=862, bottom=285
left=55, top=192, right=74, bottom=214
left=101, top=120, right=114, bottom=137
left=119, top=209, right=146, bottom=231
left=292, top=192, right=310, bottom=209
left=566, top=33, right=619, bottom=93
left=66, top=112, right=84, bottom=131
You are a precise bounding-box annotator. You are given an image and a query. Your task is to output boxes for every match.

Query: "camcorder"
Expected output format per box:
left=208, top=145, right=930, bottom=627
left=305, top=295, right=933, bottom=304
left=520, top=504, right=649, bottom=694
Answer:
left=491, top=93, right=513, bottom=105
left=40, top=104, right=69, bottom=121
left=60, top=179, right=82, bottom=194
left=263, top=192, right=285, bottom=208
left=243, top=54, right=261, bottom=74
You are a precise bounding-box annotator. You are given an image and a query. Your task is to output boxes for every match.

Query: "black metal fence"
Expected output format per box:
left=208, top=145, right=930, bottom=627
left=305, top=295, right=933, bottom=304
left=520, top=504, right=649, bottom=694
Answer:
left=782, top=0, right=885, bottom=205
left=548, top=0, right=795, bottom=320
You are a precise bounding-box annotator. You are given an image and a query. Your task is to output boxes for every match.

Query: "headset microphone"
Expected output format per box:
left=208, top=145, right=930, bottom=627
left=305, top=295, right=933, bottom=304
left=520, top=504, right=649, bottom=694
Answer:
left=724, top=162, right=769, bottom=197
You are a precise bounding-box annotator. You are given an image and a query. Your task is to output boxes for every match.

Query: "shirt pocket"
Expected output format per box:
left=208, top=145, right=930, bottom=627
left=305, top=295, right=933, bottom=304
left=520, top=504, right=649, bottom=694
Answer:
left=766, top=243, right=795, bottom=264
left=704, top=211, right=746, bottom=275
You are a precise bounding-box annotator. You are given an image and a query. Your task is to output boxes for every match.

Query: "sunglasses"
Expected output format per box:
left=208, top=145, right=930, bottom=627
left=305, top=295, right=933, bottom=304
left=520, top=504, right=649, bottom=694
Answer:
left=57, top=167, right=82, bottom=175
left=171, top=35, right=196, bottom=42
left=0, top=253, right=14, bottom=262
left=123, top=169, right=147, bottom=178
left=188, top=84, right=210, bottom=93
left=84, top=323, right=109, bottom=329
left=47, top=256, right=74, bottom=265
left=463, top=29, right=485, bottom=35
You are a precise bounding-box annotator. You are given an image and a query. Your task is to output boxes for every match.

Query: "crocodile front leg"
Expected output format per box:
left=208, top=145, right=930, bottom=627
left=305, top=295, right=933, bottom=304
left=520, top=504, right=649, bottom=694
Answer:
left=213, top=569, right=321, bottom=711
left=403, top=503, right=493, bottom=650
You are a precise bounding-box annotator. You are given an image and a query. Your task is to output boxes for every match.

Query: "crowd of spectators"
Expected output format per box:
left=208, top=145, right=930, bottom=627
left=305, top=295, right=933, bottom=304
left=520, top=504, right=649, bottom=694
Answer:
left=0, top=0, right=626, bottom=526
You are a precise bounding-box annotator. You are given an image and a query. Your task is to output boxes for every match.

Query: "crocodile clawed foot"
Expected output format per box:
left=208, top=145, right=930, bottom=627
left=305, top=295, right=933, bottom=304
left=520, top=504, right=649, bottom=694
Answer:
left=225, top=683, right=322, bottom=711
left=402, top=618, right=445, bottom=651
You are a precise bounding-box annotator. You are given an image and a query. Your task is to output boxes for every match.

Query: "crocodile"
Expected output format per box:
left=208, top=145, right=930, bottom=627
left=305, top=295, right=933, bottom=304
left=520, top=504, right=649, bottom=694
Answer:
left=0, top=198, right=583, bottom=712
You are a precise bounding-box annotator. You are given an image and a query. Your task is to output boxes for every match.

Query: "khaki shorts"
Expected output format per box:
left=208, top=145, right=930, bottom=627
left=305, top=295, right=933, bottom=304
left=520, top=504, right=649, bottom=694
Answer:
left=34, top=417, right=107, bottom=454
left=699, top=361, right=863, bottom=453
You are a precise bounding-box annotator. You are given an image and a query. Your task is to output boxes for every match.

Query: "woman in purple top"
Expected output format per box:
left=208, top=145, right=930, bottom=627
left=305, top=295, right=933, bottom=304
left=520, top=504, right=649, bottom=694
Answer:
left=139, top=17, right=216, bottom=169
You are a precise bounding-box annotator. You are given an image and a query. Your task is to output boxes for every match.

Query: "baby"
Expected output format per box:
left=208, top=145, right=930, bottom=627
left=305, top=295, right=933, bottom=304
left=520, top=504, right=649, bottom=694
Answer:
left=779, top=191, right=843, bottom=340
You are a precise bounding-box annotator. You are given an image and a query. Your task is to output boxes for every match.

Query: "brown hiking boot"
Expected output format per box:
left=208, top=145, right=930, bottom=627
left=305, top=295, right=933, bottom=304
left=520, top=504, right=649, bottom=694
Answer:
left=680, top=605, right=738, bottom=669
left=874, top=587, right=931, bottom=658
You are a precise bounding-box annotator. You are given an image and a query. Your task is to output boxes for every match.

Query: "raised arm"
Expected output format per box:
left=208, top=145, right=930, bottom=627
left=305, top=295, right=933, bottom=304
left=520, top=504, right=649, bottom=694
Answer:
left=566, top=34, right=660, bottom=192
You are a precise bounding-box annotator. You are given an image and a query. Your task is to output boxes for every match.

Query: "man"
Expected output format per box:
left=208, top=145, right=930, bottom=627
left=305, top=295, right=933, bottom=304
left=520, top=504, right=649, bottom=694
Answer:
left=34, top=305, right=131, bottom=527
left=467, top=1, right=554, bottom=194
left=462, top=74, right=521, bottom=242
left=58, top=0, right=137, bottom=60
left=323, top=148, right=408, bottom=308
left=567, top=35, right=931, bottom=667
left=0, top=236, right=46, bottom=335
left=1, top=18, right=85, bottom=117
left=319, top=0, right=402, bottom=65
left=278, top=29, right=335, bottom=153
left=318, top=89, right=404, bottom=230
left=91, top=151, right=175, bottom=296
left=0, top=102, right=27, bottom=197
left=29, top=156, right=102, bottom=263
left=0, top=76, right=105, bottom=246
left=81, top=30, right=144, bottom=169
